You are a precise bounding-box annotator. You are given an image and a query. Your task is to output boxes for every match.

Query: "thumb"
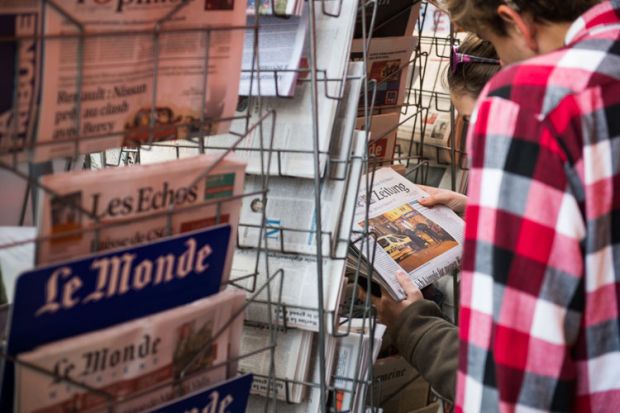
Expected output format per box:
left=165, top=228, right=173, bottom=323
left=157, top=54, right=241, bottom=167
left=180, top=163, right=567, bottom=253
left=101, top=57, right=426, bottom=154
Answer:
left=419, top=195, right=440, bottom=207
left=396, top=271, right=423, bottom=302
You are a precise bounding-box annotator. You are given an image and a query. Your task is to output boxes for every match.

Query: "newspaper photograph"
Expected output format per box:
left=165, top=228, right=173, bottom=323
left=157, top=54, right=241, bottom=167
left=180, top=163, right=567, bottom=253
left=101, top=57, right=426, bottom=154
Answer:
left=354, top=167, right=464, bottom=300
left=351, top=36, right=417, bottom=113
left=33, top=0, right=247, bottom=161
left=37, top=154, right=246, bottom=278
left=15, top=290, right=246, bottom=413
left=240, top=6, right=308, bottom=97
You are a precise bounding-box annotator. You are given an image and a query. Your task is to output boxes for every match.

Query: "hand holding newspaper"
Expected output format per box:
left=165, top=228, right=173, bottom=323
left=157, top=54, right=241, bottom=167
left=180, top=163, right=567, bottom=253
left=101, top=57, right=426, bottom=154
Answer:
left=353, top=167, right=464, bottom=300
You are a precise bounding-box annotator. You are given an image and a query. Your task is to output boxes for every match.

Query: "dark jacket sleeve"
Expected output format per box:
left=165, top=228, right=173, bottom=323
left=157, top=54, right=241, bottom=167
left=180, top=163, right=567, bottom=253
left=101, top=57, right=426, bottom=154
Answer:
left=390, top=299, right=458, bottom=403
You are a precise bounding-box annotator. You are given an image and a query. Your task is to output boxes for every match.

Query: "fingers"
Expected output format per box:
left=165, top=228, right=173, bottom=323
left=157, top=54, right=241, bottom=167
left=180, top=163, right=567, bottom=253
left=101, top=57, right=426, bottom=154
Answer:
left=396, top=271, right=423, bottom=302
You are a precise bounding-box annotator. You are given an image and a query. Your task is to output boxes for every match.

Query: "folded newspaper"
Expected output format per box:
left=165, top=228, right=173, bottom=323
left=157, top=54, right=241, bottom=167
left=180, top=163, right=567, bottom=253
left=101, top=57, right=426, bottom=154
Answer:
left=36, top=154, right=246, bottom=278
left=15, top=289, right=246, bottom=413
left=353, top=167, right=464, bottom=300
left=2, top=0, right=247, bottom=161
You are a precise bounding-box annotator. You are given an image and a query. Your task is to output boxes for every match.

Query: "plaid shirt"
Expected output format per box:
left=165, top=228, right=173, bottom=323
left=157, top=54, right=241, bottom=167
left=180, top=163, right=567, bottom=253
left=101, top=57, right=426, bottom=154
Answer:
left=457, top=2, right=620, bottom=412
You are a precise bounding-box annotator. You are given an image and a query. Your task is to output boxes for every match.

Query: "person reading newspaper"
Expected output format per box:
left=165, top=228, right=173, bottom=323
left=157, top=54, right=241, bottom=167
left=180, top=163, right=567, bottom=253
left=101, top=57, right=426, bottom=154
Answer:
left=361, top=34, right=500, bottom=404
left=367, top=1, right=620, bottom=412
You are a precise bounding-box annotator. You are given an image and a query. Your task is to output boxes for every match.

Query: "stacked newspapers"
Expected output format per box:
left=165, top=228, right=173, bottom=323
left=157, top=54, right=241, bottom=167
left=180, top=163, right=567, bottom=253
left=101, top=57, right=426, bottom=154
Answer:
left=239, top=325, right=315, bottom=403
left=351, top=167, right=464, bottom=300
left=243, top=319, right=385, bottom=412
left=16, top=290, right=246, bottom=413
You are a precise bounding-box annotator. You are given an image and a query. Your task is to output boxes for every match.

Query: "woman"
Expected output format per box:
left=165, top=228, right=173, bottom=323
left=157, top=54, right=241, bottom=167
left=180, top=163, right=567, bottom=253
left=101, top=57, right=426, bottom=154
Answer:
left=366, top=34, right=500, bottom=404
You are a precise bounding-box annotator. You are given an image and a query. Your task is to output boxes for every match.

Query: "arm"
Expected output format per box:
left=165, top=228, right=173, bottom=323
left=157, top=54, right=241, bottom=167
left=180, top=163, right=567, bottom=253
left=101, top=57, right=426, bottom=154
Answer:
left=391, top=299, right=458, bottom=403
left=365, top=273, right=458, bottom=403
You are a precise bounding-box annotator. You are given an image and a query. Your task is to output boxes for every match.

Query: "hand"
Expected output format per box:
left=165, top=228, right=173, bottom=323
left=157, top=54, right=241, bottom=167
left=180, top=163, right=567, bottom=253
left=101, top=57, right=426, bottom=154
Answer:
left=359, top=271, right=424, bottom=327
left=417, top=185, right=467, bottom=215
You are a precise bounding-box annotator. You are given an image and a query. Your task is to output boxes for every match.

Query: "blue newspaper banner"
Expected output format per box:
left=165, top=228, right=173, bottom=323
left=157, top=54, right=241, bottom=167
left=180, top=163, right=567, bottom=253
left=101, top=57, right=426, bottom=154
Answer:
left=148, top=374, right=253, bottom=413
left=1, top=224, right=231, bottom=410
left=8, top=224, right=231, bottom=354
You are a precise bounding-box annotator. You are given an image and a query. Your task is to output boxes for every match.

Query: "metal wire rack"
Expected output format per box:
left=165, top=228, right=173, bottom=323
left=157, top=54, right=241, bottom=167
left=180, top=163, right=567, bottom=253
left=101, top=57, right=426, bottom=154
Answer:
left=0, top=1, right=465, bottom=412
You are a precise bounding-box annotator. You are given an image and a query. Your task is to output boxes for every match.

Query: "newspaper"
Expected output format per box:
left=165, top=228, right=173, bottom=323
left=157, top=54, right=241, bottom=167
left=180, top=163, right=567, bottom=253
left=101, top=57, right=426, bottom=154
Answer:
left=31, top=0, right=246, bottom=162
left=245, top=332, right=336, bottom=413
left=0, top=0, right=42, bottom=158
left=15, top=289, right=246, bottom=413
left=239, top=325, right=313, bottom=403
left=240, top=6, right=308, bottom=97
left=208, top=0, right=359, bottom=178
left=36, top=154, right=246, bottom=281
left=353, top=167, right=464, bottom=300
left=357, top=112, right=400, bottom=165
left=0, top=226, right=35, bottom=303
left=231, top=249, right=346, bottom=331
left=398, top=92, right=453, bottom=164
left=231, top=131, right=365, bottom=331
left=333, top=320, right=386, bottom=413
left=403, top=161, right=469, bottom=194
left=238, top=126, right=364, bottom=255
left=329, top=62, right=365, bottom=180
left=351, top=36, right=417, bottom=113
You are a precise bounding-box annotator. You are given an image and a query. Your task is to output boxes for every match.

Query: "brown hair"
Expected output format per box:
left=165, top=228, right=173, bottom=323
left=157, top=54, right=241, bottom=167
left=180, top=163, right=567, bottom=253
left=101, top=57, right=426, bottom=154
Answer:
left=445, top=0, right=600, bottom=36
left=446, top=34, right=500, bottom=98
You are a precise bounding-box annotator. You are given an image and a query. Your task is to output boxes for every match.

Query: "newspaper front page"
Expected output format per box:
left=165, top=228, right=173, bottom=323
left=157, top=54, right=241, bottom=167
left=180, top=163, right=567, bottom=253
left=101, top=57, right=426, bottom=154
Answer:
left=16, top=290, right=246, bottom=413
left=34, top=0, right=247, bottom=161
left=354, top=167, right=464, bottom=300
left=37, top=154, right=246, bottom=277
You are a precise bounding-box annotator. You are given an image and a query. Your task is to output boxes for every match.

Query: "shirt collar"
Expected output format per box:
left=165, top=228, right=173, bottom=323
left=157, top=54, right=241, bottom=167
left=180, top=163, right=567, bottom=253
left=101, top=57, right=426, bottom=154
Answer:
left=565, top=0, right=620, bottom=45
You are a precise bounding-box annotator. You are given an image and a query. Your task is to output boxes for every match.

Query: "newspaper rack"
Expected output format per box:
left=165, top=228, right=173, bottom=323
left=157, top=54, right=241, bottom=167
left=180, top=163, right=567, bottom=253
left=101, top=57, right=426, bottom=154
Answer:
left=0, top=1, right=463, bottom=412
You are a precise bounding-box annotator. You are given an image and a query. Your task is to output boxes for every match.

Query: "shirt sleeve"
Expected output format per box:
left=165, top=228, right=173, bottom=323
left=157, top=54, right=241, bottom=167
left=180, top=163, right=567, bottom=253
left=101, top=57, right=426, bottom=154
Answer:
left=457, top=96, right=586, bottom=413
left=391, top=299, right=458, bottom=403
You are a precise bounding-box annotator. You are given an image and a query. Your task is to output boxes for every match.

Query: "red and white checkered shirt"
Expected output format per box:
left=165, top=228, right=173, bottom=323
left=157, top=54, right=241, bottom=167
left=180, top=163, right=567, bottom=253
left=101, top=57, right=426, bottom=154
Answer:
left=457, top=1, right=620, bottom=412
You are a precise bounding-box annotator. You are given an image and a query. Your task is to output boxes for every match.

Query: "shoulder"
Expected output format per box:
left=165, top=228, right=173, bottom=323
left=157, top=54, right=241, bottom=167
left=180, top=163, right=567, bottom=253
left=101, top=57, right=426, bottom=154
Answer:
left=481, top=43, right=619, bottom=117
left=480, top=49, right=577, bottom=116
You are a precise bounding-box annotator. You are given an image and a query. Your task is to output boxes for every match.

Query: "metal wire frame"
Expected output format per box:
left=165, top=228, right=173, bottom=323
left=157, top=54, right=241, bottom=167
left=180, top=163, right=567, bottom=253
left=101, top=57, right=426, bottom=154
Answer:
left=1, top=266, right=287, bottom=413
left=0, top=1, right=429, bottom=412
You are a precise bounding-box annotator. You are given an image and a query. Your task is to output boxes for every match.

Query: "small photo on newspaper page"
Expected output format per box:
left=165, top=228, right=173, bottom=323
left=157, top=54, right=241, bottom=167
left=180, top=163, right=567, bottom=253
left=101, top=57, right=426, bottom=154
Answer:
left=363, top=202, right=458, bottom=273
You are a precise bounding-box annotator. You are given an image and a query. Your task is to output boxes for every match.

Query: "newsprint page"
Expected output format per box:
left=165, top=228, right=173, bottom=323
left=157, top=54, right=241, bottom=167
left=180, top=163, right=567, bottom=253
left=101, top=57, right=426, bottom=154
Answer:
left=354, top=167, right=464, bottom=300
left=35, top=0, right=247, bottom=161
